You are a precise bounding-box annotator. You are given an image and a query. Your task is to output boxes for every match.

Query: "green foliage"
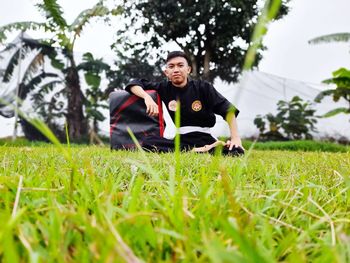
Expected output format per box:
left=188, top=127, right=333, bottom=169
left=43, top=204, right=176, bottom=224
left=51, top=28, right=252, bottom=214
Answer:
left=116, top=0, right=289, bottom=82
left=309, top=29, right=350, bottom=120
left=0, top=22, right=45, bottom=43
left=79, top=52, right=110, bottom=89
left=0, top=0, right=120, bottom=141
left=36, top=0, right=68, bottom=30
left=0, top=146, right=350, bottom=261
left=32, top=0, right=114, bottom=51
left=254, top=96, right=318, bottom=141
left=106, top=47, right=164, bottom=92
left=69, top=3, right=112, bottom=40
left=315, top=67, right=350, bottom=118
left=78, top=52, right=110, bottom=133
left=277, top=96, right=318, bottom=139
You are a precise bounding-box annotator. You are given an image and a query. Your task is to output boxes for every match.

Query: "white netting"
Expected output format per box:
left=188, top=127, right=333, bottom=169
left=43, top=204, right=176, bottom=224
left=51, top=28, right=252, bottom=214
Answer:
left=211, top=71, right=350, bottom=139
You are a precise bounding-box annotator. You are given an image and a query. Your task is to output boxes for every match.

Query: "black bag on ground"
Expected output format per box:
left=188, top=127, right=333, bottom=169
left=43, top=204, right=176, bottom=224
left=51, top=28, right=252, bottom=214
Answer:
left=109, top=90, right=165, bottom=150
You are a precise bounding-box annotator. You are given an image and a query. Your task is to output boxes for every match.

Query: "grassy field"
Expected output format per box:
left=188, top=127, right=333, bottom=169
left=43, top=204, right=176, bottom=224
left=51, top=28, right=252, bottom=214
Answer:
left=0, top=145, right=350, bottom=262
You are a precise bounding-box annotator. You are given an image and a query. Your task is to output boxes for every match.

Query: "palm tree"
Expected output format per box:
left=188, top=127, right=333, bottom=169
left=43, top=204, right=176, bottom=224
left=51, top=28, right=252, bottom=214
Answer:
left=0, top=0, right=119, bottom=141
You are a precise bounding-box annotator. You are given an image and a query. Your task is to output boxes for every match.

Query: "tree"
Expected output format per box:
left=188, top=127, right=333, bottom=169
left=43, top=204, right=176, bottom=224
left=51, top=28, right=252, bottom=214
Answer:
left=77, top=52, right=110, bottom=143
left=254, top=112, right=286, bottom=141
left=315, top=68, right=350, bottom=117
left=254, top=96, right=318, bottom=141
left=0, top=0, right=119, bottom=141
left=116, top=0, right=289, bottom=83
left=1, top=36, right=115, bottom=142
left=105, top=47, right=164, bottom=93
left=0, top=35, right=65, bottom=140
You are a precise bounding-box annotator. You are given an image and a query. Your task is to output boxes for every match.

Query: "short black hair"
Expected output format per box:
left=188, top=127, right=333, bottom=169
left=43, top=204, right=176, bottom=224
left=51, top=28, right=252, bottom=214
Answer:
left=166, top=51, right=191, bottom=65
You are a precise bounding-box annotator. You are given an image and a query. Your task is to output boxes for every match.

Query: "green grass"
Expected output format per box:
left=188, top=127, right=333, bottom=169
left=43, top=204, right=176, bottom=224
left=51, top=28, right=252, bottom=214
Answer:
left=243, top=140, right=350, bottom=153
left=0, top=145, right=349, bottom=262
left=2, top=137, right=349, bottom=153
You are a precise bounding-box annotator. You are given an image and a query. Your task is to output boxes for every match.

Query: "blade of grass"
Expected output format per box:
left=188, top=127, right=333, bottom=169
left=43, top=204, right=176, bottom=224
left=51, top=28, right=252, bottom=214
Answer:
left=11, top=175, right=23, bottom=218
left=174, top=99, right=181, bottom=178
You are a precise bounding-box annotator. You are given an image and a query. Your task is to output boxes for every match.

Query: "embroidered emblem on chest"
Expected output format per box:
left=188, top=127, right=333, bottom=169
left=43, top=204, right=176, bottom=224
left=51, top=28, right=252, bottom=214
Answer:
left=191, top=100, right=202, bottom=112
left=168, top=100, right=178, bottom=111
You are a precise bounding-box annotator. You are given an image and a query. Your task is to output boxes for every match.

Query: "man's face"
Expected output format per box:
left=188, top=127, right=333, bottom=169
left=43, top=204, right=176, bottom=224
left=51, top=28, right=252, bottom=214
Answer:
left=164, top=56, right=191, bottom=88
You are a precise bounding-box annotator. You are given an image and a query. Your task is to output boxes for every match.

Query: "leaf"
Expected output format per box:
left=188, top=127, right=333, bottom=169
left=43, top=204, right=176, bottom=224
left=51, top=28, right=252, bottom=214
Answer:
left=21, top=52, right=45, bottom=85
left=56, top=33, right=71, bottom=49
left=322, top=107, right=349, bottom=118
left=314, top=89, right=335, bottom=103
left=0, top=22, right=45, bottom=43
left=84, top=73, right=101, bottom=89
left=94, top=110, right=105, bottom=121
left=78, top=60, right=110, bottom=72
left=322, top=77, right=350, bottom=86
left=70, top=3, right=110, bottom=37
left=309, top=32, right=350, bottom=45
left=110, top=6, right=124, bottom=16
left=2, top=48, right=21, bottom=82
left=3, top=39, right=48, bottom=83
left=36, top=0, right=68, bottom=29
left=46, top=49, right=64, bottom=70
left=49, top=57, right=65, bottom=70
left=332, top=67, right=350, bottom=79
left=20, top=72, right=59, bottom=99
left=82, top=52, right=94, bottom=61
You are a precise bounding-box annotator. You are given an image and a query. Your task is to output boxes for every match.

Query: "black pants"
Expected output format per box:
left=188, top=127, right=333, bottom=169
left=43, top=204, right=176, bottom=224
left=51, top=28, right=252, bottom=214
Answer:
left=141, top=132, right=244, bottom=156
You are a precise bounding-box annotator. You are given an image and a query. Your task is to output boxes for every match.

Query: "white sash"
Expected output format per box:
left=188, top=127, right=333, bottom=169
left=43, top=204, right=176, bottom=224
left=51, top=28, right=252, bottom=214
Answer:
left=179, top=126, right=211, bottom=135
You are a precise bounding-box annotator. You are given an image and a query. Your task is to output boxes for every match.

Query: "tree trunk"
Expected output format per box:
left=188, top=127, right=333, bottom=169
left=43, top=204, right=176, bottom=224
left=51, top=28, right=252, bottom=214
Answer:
left=203, top=48, right=211, bottom=81
left=66, top=53, right=87, bottom=141
left=189, top=53, right=198, bottom=79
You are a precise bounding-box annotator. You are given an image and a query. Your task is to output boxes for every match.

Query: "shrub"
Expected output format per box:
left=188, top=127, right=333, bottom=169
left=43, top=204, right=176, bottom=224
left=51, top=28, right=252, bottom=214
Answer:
left=254, top=96, right=318, bottom=141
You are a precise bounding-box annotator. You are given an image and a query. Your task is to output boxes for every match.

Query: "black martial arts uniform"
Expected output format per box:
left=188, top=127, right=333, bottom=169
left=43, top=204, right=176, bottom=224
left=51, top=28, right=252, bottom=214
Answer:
left=125, top=78, right=244, bottom=156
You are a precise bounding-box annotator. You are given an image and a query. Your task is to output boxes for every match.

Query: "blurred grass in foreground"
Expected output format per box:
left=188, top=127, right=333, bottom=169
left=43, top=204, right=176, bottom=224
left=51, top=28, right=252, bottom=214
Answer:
left=0, top=146, right=350, bottom=262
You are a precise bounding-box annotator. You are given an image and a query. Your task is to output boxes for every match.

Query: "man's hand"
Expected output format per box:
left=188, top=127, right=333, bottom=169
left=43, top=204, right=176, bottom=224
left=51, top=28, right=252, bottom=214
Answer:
left=225, top=136, right=244, bottom=151
left=144, top=95, right=159, bottom=116
left=225, top=111, right=244, bottom=151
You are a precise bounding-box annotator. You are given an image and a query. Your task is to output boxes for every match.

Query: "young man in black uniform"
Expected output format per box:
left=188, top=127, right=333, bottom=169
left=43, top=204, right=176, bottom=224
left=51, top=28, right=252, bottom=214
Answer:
left=125, top=51, right=244, bottom=155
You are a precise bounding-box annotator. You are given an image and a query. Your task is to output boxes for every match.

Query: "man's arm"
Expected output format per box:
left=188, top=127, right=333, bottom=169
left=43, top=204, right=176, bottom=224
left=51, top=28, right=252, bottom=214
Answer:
left=225, top=111, right=244, bottom=150
left=129, top=85, right=159, bottom=116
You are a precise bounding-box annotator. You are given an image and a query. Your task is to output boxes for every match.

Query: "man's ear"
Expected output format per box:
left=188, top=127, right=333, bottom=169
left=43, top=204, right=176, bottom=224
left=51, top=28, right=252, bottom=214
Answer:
left=163, top=69, right=169, bottom=78
left=187, top=66, right=192, bottom=74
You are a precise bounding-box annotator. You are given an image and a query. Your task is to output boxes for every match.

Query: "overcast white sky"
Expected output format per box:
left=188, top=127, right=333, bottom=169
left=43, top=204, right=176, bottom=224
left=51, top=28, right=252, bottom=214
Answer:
left=1, top=0, right=350, bottom=137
